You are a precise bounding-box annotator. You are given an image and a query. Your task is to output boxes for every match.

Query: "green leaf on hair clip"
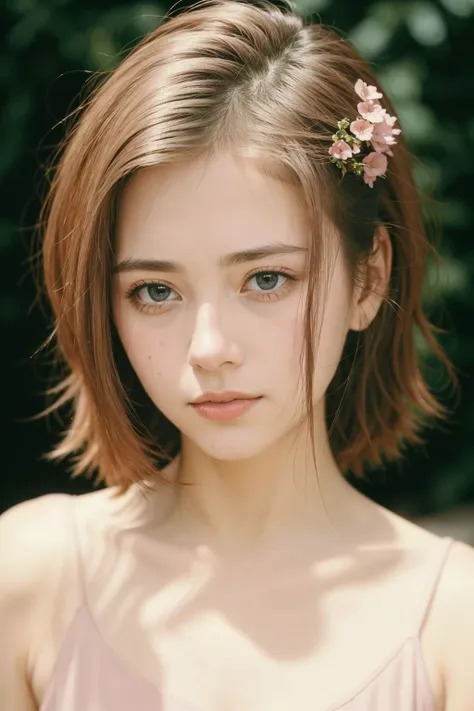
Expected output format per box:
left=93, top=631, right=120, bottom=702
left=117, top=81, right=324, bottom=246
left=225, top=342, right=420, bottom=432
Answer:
left=337, top=118, right=350, bottom=130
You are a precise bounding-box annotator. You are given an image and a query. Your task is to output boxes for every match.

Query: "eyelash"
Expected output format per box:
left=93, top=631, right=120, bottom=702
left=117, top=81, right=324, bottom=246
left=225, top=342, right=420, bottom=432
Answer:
left=124, top=268, right=299, bottom=314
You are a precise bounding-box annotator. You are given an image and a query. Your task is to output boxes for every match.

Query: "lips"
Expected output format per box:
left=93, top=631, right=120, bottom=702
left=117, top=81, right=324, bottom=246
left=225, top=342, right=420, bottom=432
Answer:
left=190, top=396, right=261, bottom=420
left=191, top=392, right=260, bottom=405
left=194, top=397, right=255, bottom=404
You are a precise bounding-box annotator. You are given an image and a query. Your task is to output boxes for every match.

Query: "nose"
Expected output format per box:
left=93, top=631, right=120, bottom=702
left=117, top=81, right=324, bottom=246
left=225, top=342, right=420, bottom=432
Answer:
left=188, top=302, right=243, bottom=371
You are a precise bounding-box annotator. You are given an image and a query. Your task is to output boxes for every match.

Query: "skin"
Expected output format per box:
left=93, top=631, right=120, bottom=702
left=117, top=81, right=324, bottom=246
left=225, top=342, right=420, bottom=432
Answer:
left=112, top=150, right=393, bottom=559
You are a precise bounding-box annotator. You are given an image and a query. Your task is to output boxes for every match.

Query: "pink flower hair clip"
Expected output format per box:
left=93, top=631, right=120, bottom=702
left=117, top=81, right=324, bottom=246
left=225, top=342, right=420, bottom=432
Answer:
left=328, top=79, right=402, bottom=188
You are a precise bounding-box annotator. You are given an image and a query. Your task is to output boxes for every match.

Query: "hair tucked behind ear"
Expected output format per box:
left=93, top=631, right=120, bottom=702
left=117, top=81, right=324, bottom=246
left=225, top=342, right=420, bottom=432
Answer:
left=37, top=0, right=458, bottom=494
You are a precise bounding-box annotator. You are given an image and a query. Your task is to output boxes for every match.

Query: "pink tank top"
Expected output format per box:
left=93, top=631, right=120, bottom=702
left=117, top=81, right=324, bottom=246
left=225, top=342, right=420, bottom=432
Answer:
left=39, top=496, right=454, bottom=711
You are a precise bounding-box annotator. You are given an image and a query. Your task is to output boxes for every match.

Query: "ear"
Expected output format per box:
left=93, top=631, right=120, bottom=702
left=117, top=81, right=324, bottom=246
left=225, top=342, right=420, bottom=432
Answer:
left=349, top=226, right=393, bottom=333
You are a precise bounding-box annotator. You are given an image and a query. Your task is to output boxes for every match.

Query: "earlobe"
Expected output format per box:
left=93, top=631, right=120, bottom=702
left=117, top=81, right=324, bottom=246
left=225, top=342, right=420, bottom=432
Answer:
left=349, top=227, right=393, bottom=333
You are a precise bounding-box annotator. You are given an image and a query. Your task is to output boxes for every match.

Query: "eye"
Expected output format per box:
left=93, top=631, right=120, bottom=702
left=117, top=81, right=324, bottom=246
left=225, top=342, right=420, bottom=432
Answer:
left=243, top=269, right=298, bottom=301
left=137, top=283, right=176, bottom=303
left=246, top=270, right=293, bottom=293
left=125, top=280, right=179, bottom=312
left=124, top=268, right=299, bottom=313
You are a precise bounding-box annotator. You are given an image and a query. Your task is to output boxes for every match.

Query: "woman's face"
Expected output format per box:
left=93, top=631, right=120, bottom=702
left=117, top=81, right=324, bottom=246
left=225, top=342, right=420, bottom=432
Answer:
left=112, top=151, right=356, bottom=460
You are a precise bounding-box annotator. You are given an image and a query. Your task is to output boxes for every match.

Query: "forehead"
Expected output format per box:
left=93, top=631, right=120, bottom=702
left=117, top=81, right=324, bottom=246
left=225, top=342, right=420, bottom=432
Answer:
left=115, top=152, right=310, bottom=257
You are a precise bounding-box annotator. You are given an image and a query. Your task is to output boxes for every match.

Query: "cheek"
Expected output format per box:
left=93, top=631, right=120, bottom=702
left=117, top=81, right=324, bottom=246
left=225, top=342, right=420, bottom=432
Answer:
left=291, top=285, right=352, bottom=399
left=132, top=337, right=168, bottom=375
left=113, top=310, right=170, bottom=386
left=318, top=298, right=351, bottom=370
left=127, top=343, right=175, bottom=408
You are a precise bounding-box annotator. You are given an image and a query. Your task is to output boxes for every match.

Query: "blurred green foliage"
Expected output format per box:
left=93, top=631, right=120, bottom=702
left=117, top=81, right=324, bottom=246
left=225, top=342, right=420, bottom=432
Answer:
left=2, top=0, right=473, bottom=511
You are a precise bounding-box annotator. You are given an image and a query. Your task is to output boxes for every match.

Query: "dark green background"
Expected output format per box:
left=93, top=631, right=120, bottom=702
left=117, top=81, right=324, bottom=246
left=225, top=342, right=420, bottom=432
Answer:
left=1, top=0, right=473, bottom=515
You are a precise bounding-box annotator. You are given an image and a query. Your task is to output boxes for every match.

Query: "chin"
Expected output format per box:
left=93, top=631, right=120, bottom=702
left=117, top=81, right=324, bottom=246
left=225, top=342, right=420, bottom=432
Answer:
left=181, top=429, right=281, bottom=462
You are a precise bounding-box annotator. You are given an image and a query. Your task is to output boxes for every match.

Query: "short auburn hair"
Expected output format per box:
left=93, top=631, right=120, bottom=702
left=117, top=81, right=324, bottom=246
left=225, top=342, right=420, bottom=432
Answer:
left=38, top=0, right=457, bottom=495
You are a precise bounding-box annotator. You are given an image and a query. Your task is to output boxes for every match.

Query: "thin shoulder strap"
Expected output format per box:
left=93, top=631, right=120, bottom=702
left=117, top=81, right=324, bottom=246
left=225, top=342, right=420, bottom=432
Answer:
left=414, top=536, right=455, bottom=638
left=69, top=494, right=88, bottom=607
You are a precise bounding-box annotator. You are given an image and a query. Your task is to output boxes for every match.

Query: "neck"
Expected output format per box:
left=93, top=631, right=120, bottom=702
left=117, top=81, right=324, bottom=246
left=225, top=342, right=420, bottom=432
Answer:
left=163, top=410, right=373, bottom=558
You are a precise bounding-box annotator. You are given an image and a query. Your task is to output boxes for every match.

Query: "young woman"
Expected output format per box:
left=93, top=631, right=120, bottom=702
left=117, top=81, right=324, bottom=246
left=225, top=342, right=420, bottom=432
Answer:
left=1, top=1, right=473, bottom=710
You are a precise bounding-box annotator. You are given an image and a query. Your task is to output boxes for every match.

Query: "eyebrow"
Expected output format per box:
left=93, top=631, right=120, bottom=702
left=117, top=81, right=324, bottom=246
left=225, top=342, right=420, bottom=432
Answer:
left=112, top=243, right=308, bottom=275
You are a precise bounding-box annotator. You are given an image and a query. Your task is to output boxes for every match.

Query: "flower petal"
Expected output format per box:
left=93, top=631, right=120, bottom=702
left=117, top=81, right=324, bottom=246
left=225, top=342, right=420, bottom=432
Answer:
left=329, top=139, right=353, bottom=160
left=357, top=101, right=387, bottom=123
left=355, top=79, right=383, bottom=101
left=350, top=119, right=374, bottom=141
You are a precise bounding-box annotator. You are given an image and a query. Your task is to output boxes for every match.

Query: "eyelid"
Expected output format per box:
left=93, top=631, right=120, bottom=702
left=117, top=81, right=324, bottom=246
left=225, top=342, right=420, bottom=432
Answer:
left=125, top=267, right=297, bottom=291
left=243, top=267, right=298, bottom=290
left=246, top=266, right=295, bottom=277
left=124, top=277, right=172, bottom=298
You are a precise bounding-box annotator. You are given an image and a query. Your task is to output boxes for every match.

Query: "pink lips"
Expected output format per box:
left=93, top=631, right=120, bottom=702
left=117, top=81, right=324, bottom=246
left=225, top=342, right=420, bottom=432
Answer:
left=191, top=397, right=262, bottom=421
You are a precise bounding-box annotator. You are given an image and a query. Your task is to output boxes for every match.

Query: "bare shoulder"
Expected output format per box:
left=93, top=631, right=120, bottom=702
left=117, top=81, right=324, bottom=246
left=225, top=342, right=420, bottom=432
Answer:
left=440, top=537, right=474, bottom=591
left=0, top=494, right=77, bottom=710
left=435, top=538, right=474, bottom=711
left=0, top=485, right=126, bottom=600
left=0, top=488, right=124, bottom=709
left=378, top=502, right=452, bottom=550
left=0, top=493, right=75, bottom=597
